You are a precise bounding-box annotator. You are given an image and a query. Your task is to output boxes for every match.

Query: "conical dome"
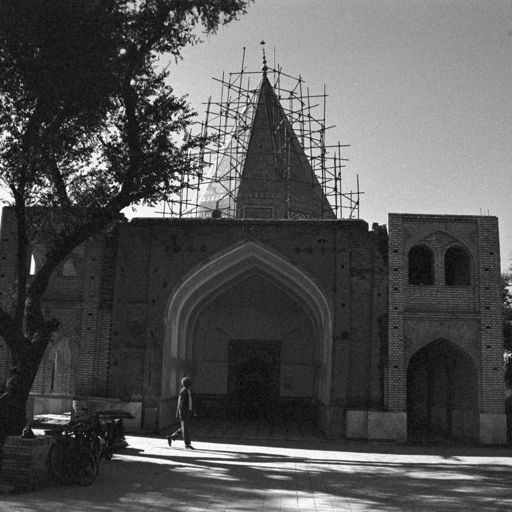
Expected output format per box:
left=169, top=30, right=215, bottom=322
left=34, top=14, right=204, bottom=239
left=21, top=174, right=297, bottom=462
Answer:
left=197, top=74, right=335, bottom=219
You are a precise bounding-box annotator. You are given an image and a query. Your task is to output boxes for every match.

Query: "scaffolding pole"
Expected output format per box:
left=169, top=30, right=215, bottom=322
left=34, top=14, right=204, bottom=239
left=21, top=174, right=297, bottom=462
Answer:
left=160, top=50, right=362, bottom=220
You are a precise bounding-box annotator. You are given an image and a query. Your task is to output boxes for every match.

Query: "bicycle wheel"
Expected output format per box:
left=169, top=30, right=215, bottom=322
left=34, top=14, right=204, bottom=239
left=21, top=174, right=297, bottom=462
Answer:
left=67, top=446, right=99, bottom=486
left=102, top=444, right=114, bottom=461
left=89, top=434, right=104, bottom=460
left=49, top=442, right=75, bottom=485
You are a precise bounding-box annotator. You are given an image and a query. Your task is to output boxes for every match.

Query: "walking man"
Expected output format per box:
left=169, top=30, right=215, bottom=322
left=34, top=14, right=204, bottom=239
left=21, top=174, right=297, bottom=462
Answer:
left=167, top=377, right=194, bottom=449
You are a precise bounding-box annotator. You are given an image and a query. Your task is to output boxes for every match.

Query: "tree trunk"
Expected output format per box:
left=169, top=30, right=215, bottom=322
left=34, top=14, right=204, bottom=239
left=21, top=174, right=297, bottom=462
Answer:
left=0, top=339, right=46, bottom=445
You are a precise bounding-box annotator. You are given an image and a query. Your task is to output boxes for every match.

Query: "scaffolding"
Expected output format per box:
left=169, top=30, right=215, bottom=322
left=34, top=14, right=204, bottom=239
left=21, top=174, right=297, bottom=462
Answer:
left=159, top=47, right=362, bottom=220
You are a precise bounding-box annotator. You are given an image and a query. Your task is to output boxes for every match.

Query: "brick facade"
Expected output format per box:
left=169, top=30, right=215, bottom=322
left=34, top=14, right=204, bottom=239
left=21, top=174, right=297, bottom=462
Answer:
left=0, top=208, right=506, bottom=442
left=0, top=208, right=113, bottom=411
left=108, top=218, right=387, bottom=436
left=387, top=213, right=506, bottom=443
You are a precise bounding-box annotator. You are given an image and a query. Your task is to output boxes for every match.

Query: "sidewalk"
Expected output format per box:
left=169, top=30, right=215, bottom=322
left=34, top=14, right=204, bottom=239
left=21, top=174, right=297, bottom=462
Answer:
left=2, top=431, right=512, bottom=511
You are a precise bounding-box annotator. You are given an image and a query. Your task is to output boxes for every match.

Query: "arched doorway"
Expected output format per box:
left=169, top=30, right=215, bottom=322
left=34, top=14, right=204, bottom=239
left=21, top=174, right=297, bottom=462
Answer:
left=228, top=340, right=280, bottom=419
left=163, top=241, right=333, bottom=425
left=191, top=271, right=317, bottom=421
left=407, top=339, right=478, bottom=441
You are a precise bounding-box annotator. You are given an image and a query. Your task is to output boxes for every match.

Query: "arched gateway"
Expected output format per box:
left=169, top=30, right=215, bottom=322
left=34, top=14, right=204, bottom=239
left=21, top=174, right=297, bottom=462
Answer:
left=162, top=241, right=333, bottom=419
left=407, top=339, right=479, bottom=441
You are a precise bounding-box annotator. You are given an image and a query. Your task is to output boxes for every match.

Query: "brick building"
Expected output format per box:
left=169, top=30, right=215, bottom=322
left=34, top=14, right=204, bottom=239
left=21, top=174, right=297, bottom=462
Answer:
left=0, top=67, right=506, bottom=444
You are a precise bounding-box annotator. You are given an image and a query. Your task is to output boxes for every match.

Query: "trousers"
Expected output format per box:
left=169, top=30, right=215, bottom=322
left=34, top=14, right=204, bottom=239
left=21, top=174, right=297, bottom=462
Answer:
left=171, top=418, right=191, bottom=446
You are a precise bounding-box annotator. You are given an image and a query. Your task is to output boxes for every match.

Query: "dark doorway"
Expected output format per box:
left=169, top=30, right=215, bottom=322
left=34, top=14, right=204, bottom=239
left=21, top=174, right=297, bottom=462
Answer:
left=407, top=339, right=478, bottom=442
left=228, top=340, right=281, bottom=420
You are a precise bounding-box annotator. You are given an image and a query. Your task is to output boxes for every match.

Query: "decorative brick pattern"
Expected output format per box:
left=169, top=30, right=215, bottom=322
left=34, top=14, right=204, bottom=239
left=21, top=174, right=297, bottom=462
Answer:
left=0, top=204, right=504, bottom=438
left=477, top=217, right=504, bottom=414
left=387, top=215, right=405, bottom=411
left=0, top=208, right=114, bottom=401
left=388, top=213, right=504, bottom=417
left=75, top=236, right=106, bottom=396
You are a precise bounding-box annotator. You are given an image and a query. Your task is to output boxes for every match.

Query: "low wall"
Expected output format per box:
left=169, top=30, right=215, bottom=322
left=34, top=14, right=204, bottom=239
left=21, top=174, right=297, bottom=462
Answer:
left=71, top=398, right=142, bottom=432
left=346, top=410, right=407, bottom=442
left=31, top=394, right=73, bottom=416
left=479, top=413, right=507, bottom=445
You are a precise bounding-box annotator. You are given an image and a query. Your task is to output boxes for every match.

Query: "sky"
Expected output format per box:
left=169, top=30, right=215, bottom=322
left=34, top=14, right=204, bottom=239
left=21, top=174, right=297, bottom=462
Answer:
left=154, top=0, right=512, bottom=269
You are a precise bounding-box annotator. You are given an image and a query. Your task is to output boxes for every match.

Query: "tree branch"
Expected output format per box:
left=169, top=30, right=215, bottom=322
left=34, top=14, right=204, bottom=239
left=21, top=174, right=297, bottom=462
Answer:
left=118, top=83, right=143, bottom=199
left=0, top=307, right=27, bottom=352
left=48, top=156, right=71, bottom=209
left=13, top=195, right=28, bottom=330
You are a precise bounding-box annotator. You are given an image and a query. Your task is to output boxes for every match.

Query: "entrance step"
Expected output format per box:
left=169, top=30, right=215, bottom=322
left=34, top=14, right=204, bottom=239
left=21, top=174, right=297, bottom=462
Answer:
left=190, top=418, right=325, bottom=443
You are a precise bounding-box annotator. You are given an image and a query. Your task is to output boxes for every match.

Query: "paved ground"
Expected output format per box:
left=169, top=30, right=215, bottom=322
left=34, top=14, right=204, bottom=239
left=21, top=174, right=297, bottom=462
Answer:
left=2, top=422, right=512, bottom=511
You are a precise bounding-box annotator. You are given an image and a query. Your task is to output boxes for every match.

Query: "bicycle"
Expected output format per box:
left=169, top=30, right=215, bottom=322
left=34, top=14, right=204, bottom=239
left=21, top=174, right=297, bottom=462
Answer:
left=74, top=408, right=115, bottom=461
left=73, top=418, right=106, bottom=461
left=48, top=423, right=99, bottom=486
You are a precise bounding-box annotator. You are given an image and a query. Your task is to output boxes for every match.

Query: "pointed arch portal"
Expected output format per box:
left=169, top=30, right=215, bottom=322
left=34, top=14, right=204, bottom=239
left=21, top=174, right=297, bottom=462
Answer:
left=407, top=339, right=479, bottom=441
left=163, top=241, right=333, bottom=406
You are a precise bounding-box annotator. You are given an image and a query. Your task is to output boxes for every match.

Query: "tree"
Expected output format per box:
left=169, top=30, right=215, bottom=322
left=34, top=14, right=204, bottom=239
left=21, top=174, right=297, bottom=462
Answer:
left=502, top=268, right=512, bottom=388
left=0, top=0, right=251, bottom=442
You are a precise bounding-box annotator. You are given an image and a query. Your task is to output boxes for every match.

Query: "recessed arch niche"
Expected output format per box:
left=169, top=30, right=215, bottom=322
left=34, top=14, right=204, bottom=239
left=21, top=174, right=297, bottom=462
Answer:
left=163, top=241, right=333, bottom=405
left=191, top=272, right=317, bottom=413
left=406, top=338, right=478, bottom=441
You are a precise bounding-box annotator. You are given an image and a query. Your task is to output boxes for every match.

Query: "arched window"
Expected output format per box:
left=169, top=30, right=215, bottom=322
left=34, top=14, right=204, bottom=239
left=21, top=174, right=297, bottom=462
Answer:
left=445, top=246, right=471, bottom=286
left=408, top=245, right=434, bottom=285
left=46, top=336, right=74, bottom=395
left=29, top=254, right=37, bottom=276
left=50, top=352, right=58, bottom=393
left=29, top=246, right=45, bottom=276
left=62, top=256, right=77, bottom=277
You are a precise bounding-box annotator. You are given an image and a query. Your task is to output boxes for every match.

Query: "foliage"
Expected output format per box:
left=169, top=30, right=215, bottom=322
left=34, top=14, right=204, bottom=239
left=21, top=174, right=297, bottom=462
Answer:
left=0, top=0, right=251, bottom=438
left=502, top=269, right=512, bottom=388
left=0, top=0, right=251, bottom=211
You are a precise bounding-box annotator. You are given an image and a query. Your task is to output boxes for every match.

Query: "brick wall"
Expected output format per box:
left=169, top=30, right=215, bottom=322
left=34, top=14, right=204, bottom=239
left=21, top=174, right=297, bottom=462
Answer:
left=110, top=217, right=388, bottom=413
left=388, top=213, right=504, bottom=415
left=0, top=206, right=390, bottom=427
left=387, top=215, right=406, bottom=410
left=477, top=217, right=504, bottom=413
left=0, top=207, right=114, bottom=399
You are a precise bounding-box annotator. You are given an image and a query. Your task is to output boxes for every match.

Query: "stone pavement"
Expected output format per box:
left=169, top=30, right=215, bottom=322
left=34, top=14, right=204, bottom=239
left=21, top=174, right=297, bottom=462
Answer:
left=2, top=422, right=512, bottom=511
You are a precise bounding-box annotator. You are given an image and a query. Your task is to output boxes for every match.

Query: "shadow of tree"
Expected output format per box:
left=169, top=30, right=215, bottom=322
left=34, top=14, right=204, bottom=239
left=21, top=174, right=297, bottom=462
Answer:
left=2, top=438, right=512, bottom=512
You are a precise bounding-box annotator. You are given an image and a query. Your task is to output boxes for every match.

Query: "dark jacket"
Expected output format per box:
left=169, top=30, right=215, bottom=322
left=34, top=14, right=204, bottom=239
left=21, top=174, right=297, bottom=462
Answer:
left=176, top=386, right=193, bottom=420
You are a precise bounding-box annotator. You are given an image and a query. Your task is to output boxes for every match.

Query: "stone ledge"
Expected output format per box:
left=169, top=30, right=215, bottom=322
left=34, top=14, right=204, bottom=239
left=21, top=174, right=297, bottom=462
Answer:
left=346, top=410, right=407, bottom=443
left=479, top=413, right=507, bottom=445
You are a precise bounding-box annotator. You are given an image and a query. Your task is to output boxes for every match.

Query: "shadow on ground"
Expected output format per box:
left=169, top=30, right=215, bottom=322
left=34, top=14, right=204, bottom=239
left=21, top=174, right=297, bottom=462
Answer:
left=1, top=434, right=512, bottom=512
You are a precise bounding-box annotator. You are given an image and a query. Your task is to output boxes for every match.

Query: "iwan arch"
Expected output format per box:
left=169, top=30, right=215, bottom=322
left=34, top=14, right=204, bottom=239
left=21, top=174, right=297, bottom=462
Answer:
left=91, top=215, right=390, bottom=440
left=162, top=241, right=333, bottom=427
left=0, top=61, right=506, bottom=444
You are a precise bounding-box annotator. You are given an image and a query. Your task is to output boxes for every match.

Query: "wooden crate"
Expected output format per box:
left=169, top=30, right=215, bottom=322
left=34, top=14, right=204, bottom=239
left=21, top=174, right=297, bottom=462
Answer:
left=0, top=436, right=54, bottom=491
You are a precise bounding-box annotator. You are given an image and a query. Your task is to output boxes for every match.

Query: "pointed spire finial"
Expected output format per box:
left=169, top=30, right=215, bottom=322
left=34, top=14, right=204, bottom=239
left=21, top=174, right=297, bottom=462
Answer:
left=260, top=40, right=268, bottom=76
